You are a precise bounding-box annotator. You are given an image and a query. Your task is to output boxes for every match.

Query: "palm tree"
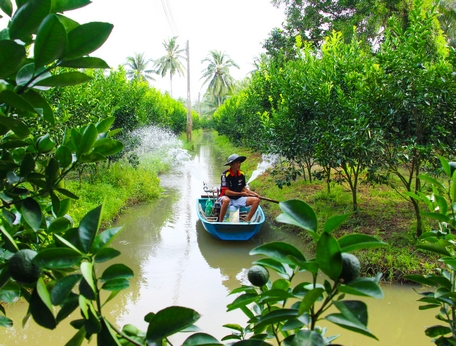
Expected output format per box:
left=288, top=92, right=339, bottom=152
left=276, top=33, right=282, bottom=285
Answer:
left=154, top=36, right=186, bottom=97
left=124, top=53, right=156, bottom=83
left=200, top=50, right=240, bottom=107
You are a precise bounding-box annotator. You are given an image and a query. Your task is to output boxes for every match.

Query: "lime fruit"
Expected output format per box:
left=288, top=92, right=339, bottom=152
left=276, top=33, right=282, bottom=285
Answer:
left=8, top=249, right=42, bottom=285
left=247, top=265, right=269, bottom=287
left=339, top=253, right=360, bottom=284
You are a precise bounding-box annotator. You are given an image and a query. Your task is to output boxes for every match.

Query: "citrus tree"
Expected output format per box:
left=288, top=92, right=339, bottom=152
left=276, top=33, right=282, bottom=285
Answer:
left=404, top=157, right=456, bottom=344
left=221, top=200, right=387, bottom=345
left=0, top=1, right=203, bottom=345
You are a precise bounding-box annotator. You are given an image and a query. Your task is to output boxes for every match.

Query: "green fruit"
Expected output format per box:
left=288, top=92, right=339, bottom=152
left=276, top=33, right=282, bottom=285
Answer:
left=339, top=253, right=360, bottom=284
left=8, top=249, right=42, bottom=285
left=247, top=265, right=269, bottom=287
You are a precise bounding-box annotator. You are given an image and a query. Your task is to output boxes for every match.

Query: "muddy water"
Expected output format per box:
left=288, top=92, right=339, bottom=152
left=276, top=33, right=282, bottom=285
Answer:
left=0, top=131, right=436, bottom=345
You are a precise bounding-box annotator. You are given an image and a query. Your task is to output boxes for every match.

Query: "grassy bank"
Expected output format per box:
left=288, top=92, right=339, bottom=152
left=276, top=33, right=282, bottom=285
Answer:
left=209, top=130, right=439, bottom=283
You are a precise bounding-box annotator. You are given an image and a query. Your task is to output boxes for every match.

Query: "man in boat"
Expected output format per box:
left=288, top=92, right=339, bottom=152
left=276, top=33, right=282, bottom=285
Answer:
left=218, top=154, right=260, bottom=222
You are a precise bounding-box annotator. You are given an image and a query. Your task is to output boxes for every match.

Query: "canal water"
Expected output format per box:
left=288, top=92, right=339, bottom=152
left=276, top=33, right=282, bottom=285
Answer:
left=0, top=130, right=436, bottom=345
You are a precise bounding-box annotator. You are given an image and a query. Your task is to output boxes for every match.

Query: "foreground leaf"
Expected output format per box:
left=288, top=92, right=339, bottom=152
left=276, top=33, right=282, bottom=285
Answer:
left=146, top=306, right=200, bottom=344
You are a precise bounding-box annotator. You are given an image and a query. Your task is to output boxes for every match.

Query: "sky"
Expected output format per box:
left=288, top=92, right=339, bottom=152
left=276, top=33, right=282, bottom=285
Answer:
left=68, top=0, right=286, bottom=101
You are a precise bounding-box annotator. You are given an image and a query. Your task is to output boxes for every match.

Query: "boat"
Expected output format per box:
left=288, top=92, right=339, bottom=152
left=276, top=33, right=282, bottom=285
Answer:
left=196, top=197, right=266, bottom=241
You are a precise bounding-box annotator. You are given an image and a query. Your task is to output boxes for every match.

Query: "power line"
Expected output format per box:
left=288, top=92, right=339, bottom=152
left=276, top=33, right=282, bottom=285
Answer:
left=160, top=0, right=179, bottom=36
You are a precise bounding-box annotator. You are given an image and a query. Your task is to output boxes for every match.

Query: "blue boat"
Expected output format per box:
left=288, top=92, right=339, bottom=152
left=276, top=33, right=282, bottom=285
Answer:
left=196, top=197, right=266, bottom=241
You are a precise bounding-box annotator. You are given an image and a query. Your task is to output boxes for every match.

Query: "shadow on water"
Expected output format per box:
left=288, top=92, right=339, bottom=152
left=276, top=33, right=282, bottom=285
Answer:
left=0, top=129, right=438, bottom=345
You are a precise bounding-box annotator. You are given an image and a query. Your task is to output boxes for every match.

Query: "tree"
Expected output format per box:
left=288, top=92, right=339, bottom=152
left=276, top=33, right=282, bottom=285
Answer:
left=437, top=0, right=456, bottom=47
left=154, top=36, right=186, bottom=97
left=200, top=50, right=240, bottom=107
left=375, top=0, right=456, bottom=237
left=124, top=52, right=156, bottom=82
left=268, top=0, right=413, bottom=52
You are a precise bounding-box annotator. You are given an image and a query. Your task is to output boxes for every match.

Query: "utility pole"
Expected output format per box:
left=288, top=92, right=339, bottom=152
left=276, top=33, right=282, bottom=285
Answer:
left=186, top=40, right=192, bottom=142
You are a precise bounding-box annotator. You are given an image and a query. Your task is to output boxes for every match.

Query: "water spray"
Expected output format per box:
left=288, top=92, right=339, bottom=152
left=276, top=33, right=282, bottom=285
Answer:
left=247, top=154, right=278, bottom=185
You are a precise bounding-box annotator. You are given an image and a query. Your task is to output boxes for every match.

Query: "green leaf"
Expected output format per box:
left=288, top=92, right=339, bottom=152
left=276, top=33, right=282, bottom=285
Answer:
left=96, top=117, right=115, bottom=133
left=34, top=14, right=66, bottom=67
left=65, top=328, right=86, bottom=346
left=0, top=315, right=13, bottom=327
left=416, top=243, right=452, bottom=256
left=55, top=145, right=73, bottom=168
left=439, top=156, right=451, bottom=177
left=48, top=216, right=71, bottom=233
left=183, top=332, right=223, bottom=345
left=326, top=300, right=377, bottom=340
left=418, top=174, right=445, bottom=192
left=0, top=0, right=12, bottom=17
left=0, top=90, right=37, bottom=113
left=80, top=261, right=96, bottom=296
left=0, top=225, right=19, bottom=252
left=34, top=71, right=92, bottom=87
left=403, top=274, right=436, bottom=286
left=290, top=330, right=325, bottom=346
left=50, top=274, right=82, bottom=305
left=100, top=264, right=133, bottom=281
left=0, top=114, right=31, bottom=138
left=33, top=248, right=83, bottom=269
left=338, top=278, right=384, bottom=299
left=66, top=22, right=113, bottom=59
left=97, top=317, right=120, bottom=346
left=316, top=232, right=341, bottom=280
left=37, top=277, right=54, bottom=313
left=146, top=306, right=200, bottom=344
left=55, top=187, right=79, bottom=199
left=338, top=234, right=388, bottom=252
left=79, top=123, right=97, bottom=154
left=30, top=284, right=56, bottom=329
left=93, top=138, right=124, bottom=156
left=51, top=0, right=91, bottom=12
left=91, top=226, right=122, bottom=253
left=22, top=89, right=54, bottom=124
left=249, top=241, right=306, bottom=265
left=0, top=40, right=26, bottom=78
left=0, top=281, right=21, bottom=303
left=59, top=56, right=110, bottom=69
left=323, top=213, right=351, bottom=233
left=276, top=200, right=318, bottom=239
left=254, top=309, right=298, bottom=331
left=298, top=287, right=324, bottom=315
left=101, top=278, right=130, bottom=291
left=425, top=325, right=452, bottom=337
left=19, top=153, right=34, bottom=177
left=421, top=212, right=450, bottom=223
left=21, top=197, right=43, bottom=232
left=258, top=289, right=296, bottom=305
left=80, top=152, right=108, bottom=163
left=9, top=0, right=51, bottom=41
left=226, top=293, right=258, bottom=311
left=78, top=205, right=102, bottom=253
left=94, top=248, right=121, bottom=263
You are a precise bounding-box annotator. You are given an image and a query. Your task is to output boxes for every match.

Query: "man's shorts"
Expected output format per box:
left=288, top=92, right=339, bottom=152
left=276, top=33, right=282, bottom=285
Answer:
left=219, top=196, right=247, bottom=208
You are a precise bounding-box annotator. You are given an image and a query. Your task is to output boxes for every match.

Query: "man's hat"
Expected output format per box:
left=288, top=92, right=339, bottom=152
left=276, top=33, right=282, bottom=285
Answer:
left=224, top=154, right=246, bottom=166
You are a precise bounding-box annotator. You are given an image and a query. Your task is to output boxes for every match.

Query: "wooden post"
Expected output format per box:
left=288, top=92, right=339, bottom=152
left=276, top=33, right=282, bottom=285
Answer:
left=186, top=40, right=192, bottom=142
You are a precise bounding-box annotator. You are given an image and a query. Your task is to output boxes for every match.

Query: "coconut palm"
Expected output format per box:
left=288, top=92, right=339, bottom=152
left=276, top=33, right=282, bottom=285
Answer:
left=200, top=50, right=240, bottom=107
left=124, top=53, right=156, bottom=83
left=154, top=36, right=186, bottom=97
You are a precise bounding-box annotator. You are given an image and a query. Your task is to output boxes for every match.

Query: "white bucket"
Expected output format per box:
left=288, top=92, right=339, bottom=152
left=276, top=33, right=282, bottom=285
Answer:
left=228, top=206, right=239, bottom=223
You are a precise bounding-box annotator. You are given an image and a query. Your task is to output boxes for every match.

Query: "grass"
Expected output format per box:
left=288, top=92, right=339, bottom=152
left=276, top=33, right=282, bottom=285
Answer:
left=65, top=158, right=163, bottom=227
